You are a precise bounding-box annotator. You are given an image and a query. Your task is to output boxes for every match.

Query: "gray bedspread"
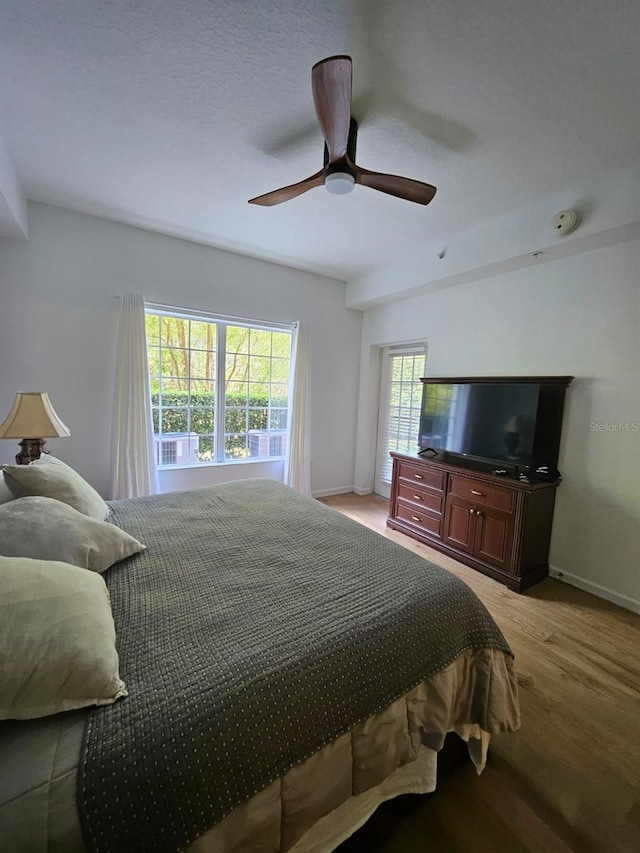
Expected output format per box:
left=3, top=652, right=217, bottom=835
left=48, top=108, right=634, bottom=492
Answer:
left=78, top=479, right=512, bottom=853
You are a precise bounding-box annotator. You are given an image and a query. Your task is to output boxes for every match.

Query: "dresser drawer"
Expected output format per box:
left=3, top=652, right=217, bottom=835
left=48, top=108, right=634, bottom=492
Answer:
left=396, top=501, right=442, bottom=538
left=397, top=461, right=445, bottom=493
left=448, top=474, right=515, bottom=514
left=397, top=482, right=444, bottom=515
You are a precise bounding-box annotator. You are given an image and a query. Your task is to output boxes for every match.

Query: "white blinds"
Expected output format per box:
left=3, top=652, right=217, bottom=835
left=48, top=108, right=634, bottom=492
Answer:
left=374, top=345, right=426, bottom=495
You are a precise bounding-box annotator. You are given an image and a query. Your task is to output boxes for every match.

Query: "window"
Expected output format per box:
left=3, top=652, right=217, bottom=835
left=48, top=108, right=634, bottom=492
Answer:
left=146, top=309, right=292, bottom=467
left=374, top=345, right=426, bottom=497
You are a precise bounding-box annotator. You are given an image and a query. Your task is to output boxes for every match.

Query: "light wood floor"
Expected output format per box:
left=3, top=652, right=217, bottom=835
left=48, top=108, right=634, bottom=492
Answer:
left=320, top=493, right=640, bottom=853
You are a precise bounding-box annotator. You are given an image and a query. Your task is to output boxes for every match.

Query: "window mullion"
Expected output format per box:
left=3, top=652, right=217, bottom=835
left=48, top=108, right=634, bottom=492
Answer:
left=215, top=322, right=226, bottom=463
left=186, top=320, right=192, bottom=454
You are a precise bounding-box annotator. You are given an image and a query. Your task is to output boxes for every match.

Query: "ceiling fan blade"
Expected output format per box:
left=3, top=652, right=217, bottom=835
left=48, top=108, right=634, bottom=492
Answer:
left=312, top=55, right=352, bottom=162
left=353, top=163, right=437, bottom=206
left=248, top=169, right=325, bottom=206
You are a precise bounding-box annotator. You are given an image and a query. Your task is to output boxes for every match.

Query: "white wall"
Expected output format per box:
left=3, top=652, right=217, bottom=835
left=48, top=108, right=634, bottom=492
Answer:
left=354, top=239, right=640, bottom=611
left=346, top=164, right=640, bottom=309
left=0, top=202, right=362, bottom=497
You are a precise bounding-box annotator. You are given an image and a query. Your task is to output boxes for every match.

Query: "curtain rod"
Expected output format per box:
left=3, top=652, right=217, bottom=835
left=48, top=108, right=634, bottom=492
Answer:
left=113, top=296, right=297, bottom=331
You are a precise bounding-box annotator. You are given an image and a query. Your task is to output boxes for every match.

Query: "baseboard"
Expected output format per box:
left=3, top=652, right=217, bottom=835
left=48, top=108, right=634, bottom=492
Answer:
left=312, top=486, right=376, bottom=498
left=312, top=486, right=356, bottom=498
left=353, top=486, right=373, bottom=496
left=549, top=565, right=640, bottom=615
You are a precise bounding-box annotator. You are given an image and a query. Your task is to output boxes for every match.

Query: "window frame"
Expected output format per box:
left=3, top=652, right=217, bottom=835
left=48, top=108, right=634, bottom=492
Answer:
left=146, top=304, right=294, bottom=469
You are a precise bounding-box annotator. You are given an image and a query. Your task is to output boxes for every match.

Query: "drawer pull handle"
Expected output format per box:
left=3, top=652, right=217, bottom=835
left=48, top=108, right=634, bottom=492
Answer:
left=471, top=489, right=486, bottom=496
left=476, top=510, right=483, bottom=517
left=414, top=473, right=424, bottom=479
left=411, top=515, right=421, bottom=522
left=413, top=494, right=423, bottom=501
left=469, top=508, right=475, bottom=515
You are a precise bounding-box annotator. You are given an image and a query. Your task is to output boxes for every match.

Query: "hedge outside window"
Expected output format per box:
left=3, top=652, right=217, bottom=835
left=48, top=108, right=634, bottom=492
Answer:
left=145, top=311, right=292, bottom=466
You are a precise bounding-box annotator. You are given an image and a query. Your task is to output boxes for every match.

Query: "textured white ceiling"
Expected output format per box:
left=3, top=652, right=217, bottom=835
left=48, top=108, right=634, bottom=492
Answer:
left=1, top=0, right=640, bottom=281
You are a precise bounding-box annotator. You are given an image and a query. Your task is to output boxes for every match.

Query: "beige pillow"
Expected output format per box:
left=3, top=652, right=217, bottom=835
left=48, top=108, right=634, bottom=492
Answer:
left=2, top=455, right=109, bottom=520
left=0, top=496, right=146, bottom=573
left=0, top=555, right=128, bottom=720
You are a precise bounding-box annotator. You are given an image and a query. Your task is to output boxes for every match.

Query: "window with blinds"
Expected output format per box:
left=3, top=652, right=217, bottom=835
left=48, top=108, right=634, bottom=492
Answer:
left=374, top=346, right=427, bottom=497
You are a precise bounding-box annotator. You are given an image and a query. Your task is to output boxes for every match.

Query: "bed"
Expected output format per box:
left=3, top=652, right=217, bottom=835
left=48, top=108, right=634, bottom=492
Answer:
left=0, top=477, right=520, bottom=853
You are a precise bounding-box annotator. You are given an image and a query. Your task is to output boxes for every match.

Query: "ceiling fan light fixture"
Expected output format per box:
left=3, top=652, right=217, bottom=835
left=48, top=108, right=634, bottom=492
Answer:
left=324, top=171, right=355, bottom=195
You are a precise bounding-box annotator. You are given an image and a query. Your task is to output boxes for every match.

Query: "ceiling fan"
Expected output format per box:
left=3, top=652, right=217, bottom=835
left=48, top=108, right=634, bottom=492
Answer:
left=248, top=55, right=437, bottom=207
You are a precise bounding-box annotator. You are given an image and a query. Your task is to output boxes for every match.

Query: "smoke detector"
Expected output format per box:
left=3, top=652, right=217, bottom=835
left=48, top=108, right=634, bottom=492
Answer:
left=551, top=209, right=580, bottom=236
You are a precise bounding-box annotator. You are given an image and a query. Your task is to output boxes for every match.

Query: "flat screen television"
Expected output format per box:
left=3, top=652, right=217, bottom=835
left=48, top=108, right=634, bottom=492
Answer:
left=417, top=376, right=573, bottom=477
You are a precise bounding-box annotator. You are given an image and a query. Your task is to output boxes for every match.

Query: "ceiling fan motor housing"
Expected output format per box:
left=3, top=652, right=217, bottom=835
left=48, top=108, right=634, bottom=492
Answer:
left=323, top=118, right=358, bottom=174
left=323, top=118, right=358, bottom=193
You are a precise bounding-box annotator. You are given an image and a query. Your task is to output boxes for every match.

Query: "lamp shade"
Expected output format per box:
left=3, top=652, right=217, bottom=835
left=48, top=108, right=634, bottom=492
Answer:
left=504, top=414, right=523, bottom=433
left=0, top=392, right=71, bottom=439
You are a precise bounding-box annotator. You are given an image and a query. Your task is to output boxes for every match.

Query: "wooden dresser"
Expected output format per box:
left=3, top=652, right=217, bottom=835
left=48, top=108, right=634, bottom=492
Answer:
left=387, top=452, right=560, bottom=592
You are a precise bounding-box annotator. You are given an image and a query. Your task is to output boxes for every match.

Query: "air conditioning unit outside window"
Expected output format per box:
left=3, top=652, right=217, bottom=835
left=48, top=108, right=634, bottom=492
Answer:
left=153, top=433, right=200, bottom=466
left=248, top=430, right=287, bottom=458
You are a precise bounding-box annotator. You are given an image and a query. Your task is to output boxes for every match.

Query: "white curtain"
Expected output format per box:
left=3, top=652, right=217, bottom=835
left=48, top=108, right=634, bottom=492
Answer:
left=284, top=322, right=311, bottom=494
left=110, top=293, right=159, bottom=499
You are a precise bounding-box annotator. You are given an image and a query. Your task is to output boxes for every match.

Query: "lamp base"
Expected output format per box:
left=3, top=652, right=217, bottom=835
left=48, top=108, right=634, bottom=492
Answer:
left=16, top=438, right=50, bottom=465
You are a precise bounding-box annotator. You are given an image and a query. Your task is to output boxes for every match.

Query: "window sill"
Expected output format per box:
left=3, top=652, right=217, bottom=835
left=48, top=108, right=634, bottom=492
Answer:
left=157, top=457, right=285, bottom=472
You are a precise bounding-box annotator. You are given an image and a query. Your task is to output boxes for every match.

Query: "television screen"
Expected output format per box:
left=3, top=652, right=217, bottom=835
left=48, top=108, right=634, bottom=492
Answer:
left=418, top=382, right=541, bottom=464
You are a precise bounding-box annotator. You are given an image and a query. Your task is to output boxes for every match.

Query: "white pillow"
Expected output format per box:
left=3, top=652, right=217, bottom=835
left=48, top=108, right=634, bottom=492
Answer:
left=2, top=455, right=109, bottom=520
left=0, top=496, right=146, bottom=573
left=0, top=555, right=128, bottom=720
